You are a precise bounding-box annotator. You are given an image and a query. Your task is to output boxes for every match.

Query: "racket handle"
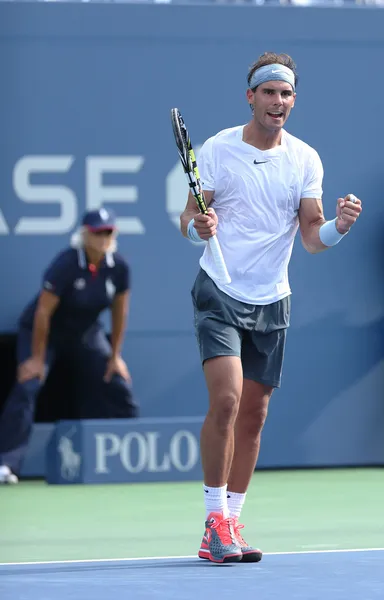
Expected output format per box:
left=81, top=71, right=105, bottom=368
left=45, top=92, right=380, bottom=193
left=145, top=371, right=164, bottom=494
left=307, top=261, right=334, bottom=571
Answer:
left=208, top=234, right=231, bottom=285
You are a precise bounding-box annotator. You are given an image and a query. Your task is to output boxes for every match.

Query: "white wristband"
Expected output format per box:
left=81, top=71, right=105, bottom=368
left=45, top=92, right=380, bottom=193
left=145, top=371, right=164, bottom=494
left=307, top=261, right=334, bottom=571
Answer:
left=319, top=218, right=347, bottom=247
left=187, top=218, right=204, bottom=244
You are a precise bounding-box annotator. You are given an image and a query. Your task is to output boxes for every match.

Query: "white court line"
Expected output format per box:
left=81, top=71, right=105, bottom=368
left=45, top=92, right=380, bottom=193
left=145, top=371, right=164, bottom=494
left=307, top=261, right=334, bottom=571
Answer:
left=1, top=547, right=384, bottom=567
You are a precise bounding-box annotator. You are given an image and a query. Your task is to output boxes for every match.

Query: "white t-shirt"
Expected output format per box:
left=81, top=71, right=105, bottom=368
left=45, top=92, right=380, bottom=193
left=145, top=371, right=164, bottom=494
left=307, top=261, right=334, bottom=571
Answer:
left=197, top=125, right=324, bottom=304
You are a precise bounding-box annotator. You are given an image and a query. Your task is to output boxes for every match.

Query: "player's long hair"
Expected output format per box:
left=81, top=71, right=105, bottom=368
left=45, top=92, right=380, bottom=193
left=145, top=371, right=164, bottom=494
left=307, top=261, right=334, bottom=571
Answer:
left=70, top=227, right=118, bottom=253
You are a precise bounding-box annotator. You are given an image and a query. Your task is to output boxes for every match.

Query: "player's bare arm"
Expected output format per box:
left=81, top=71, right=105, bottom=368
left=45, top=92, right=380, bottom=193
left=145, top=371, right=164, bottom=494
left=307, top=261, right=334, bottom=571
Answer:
left=298, top=197, right=327, bottom=254
left=180, top=190, right=217, bottom=240
left=299, top=194, right=362, bottom=254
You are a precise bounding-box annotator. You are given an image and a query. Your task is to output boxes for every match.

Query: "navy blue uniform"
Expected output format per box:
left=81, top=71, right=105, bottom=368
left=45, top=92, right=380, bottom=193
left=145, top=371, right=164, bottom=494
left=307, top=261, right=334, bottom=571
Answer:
left=0, top=247, right=138, bottom=474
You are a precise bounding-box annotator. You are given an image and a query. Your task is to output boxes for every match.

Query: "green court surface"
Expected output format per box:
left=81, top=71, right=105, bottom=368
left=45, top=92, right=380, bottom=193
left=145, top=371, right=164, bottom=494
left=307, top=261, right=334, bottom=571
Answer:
left=1, top=468, right=383, bottom=564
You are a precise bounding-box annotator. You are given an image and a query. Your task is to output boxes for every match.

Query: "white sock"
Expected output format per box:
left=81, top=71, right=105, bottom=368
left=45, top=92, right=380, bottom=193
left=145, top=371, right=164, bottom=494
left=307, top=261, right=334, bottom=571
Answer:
left=203, top=484, right=229, bottom=518
left=227, top=491, right=246, bottom=520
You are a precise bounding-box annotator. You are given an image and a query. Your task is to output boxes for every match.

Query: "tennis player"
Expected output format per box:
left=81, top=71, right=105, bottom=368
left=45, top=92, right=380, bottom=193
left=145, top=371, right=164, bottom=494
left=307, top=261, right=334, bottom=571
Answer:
left=180, top=52, right=362, bottom=563
left=0, top=208, right=138, bottom=484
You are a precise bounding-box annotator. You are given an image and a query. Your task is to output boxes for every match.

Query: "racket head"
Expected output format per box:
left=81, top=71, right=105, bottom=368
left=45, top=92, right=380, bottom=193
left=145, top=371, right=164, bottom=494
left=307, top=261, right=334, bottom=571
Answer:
left=171, top=107, right=208, bottom=215
left=171, top=108, right=192, bottom=174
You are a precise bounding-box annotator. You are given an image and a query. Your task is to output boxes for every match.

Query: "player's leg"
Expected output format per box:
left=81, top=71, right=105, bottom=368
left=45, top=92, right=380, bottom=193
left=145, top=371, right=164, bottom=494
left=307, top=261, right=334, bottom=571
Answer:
left=227, top=379, right=272, bottom=495
left=200, top=355, right=243, bottom=490
left=0, top=328, right=54, bottom=482
left=192, top=269, right=245, bottom=563
left=198, top=354, right=244, bottom=563
left=225, top=379, right=272, bottom=562
left=226, top=296, right=291, bottom=561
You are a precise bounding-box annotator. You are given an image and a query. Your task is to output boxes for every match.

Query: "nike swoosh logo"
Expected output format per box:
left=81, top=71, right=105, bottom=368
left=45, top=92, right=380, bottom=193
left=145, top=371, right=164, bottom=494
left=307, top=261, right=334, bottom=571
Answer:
left=271, top=70, right=283, bottom=73
left=254, top=160, right=268, bottom=165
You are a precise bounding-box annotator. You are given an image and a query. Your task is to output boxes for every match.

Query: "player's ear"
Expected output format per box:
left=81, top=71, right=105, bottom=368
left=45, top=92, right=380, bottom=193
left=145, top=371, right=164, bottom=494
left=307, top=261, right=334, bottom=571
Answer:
left=246, top=88, right=254, bottom=103
left=246, top=88, right=255, bottom=113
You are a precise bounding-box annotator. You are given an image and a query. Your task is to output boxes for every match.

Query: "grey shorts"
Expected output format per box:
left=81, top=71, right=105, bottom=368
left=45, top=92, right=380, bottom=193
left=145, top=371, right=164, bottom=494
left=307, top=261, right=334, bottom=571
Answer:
left=191, top=268, right=291, bottom=388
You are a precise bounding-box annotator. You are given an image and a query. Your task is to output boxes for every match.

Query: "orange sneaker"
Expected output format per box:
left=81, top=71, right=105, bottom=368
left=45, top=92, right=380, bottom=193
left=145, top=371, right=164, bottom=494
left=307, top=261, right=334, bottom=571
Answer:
left=198, top=512, right=242, bottom=563
left=232, top=518, right=262, bottom=562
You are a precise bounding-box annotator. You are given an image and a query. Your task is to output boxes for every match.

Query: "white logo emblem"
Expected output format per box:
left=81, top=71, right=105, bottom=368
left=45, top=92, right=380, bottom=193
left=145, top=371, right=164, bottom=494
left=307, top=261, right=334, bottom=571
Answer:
left=99, top=208, right=109, bottom=221
left=57, top=427, right=81, bottom=481
left=271, top=69, right=284, bottom=74
left=74, top=278, right=86, bottom=290
left=106, top=279, right=116, bottom=299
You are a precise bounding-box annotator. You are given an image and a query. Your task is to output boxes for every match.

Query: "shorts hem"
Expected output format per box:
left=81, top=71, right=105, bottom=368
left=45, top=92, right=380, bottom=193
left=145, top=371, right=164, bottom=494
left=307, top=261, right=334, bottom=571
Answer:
left=201, top=352, right=241, bottom=365
left=242, top=374, right=282, bottom=389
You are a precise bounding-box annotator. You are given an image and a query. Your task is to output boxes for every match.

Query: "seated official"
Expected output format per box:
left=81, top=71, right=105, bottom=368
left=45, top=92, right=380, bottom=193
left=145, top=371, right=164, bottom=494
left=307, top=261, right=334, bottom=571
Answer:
left=0, top=208, right=138, bottom=484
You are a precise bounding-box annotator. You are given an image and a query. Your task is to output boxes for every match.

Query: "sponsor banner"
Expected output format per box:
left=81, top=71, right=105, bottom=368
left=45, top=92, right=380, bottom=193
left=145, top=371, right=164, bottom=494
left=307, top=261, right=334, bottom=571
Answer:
left=46, top=417, right=204, bottom=484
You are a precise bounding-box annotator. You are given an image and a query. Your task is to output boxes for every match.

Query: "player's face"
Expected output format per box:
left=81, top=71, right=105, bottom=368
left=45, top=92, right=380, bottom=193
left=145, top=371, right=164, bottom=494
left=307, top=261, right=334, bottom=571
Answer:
left=85, top=229, right=115, bottom=254
left=247, top=81, right=296, bottom=131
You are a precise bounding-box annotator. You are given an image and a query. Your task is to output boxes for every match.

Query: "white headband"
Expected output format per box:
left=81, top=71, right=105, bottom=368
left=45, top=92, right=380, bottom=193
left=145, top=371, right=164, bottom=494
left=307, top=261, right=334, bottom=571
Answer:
left=249, top=64, right=295, bottom=91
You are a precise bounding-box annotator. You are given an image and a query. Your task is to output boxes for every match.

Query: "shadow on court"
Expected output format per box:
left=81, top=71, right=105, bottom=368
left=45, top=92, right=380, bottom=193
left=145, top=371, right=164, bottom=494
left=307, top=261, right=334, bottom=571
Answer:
left=0, top=559, right=233, bottom=576
left=1, top=551, right=383, bottom=600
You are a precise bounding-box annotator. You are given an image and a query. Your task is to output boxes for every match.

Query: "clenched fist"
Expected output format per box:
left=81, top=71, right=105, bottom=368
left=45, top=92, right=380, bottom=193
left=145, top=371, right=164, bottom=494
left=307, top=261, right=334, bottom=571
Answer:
left=192, top=208, right=218, bottom=241
left=336, top=194, right=362, bottom=235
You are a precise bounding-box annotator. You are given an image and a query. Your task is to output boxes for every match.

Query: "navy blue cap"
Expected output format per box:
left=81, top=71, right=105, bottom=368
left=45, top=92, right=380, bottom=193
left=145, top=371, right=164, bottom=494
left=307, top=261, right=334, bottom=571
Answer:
left=82, top=208, right=117, bottom=231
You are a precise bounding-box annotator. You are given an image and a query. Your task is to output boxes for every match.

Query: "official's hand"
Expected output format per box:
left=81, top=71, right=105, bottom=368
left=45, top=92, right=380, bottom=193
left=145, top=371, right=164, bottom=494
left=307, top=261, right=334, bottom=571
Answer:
left=336, top=194, right=362, bottom=235
left=193, top=208, right=218, bottom=240
left=104, top=355, right=131, bottom=383
left=18, top=357, right=46, bottom=384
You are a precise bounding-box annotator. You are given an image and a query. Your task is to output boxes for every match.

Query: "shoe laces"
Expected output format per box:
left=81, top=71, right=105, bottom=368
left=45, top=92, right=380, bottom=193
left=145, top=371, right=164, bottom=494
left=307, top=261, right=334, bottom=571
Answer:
left=233, top=519, right=247, bottom=545
left=210, top=516, right=236, bottom=545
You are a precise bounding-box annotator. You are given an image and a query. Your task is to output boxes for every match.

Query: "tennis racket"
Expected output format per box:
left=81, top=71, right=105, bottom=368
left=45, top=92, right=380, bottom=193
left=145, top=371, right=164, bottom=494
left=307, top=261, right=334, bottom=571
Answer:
left=170, top=108, right=231, bottom=285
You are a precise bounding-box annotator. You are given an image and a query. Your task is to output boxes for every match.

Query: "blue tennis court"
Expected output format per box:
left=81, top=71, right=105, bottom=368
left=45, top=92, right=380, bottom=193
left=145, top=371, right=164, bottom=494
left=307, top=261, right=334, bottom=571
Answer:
left=1, top=549, right=383, bottom=600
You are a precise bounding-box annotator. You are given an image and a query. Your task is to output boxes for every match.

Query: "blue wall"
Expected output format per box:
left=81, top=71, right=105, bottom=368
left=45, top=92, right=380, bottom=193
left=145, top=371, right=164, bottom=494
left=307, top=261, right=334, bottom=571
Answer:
left=1, top=4, right=384, bottom=467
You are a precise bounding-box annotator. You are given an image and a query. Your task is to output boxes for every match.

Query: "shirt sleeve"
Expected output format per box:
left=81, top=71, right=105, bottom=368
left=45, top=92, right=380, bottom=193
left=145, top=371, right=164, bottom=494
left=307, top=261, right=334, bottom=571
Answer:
left=301, top=149, right=324, bottom=199
left=115, top=262, right=130, bottom=295
left=197, top=136, right=215, bottom=191
left=42, top=252, right=73, bottom=297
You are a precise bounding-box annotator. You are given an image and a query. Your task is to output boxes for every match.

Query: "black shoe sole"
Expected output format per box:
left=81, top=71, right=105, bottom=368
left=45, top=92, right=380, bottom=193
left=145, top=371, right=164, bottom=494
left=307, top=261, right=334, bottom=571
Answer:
left=241, top=551, right=263, bottom=563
